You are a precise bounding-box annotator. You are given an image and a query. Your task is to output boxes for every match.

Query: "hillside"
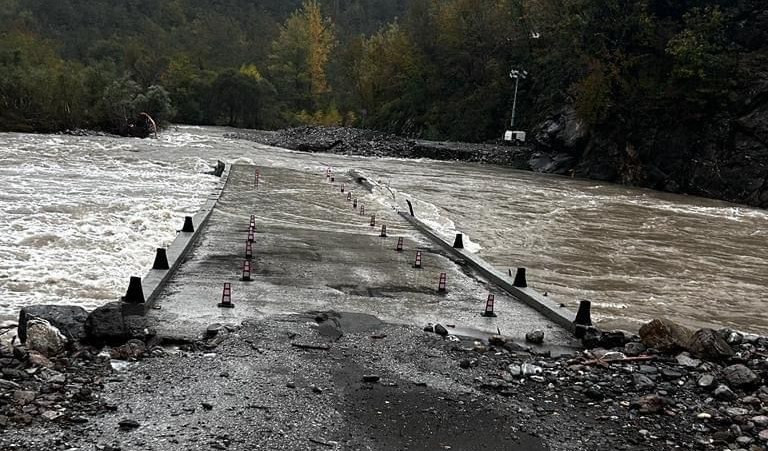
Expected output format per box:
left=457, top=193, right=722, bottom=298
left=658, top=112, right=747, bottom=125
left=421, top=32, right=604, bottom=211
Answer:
left=0, top=0, right=766, bottom=206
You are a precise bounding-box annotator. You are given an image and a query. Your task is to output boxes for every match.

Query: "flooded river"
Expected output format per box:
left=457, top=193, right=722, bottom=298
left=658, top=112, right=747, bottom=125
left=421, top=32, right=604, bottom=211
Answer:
left=1, top=126, right=765, bottom=333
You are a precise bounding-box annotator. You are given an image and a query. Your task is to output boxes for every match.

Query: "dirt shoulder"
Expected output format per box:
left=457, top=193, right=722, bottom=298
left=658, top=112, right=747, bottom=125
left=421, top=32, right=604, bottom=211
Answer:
left=7, top=311, right=767, bottom=451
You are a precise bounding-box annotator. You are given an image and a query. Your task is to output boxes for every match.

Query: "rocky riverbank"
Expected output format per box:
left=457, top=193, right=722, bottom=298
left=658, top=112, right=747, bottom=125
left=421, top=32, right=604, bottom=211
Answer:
left=226, top=127, right=533, bottom=167
left=227, top=124, right=768, bottom=209
left=3, top=305, right=768, bottom=450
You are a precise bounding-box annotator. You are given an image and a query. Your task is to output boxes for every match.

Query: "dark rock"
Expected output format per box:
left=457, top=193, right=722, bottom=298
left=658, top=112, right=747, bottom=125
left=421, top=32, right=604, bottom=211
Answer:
left=85, top=302, right=127, bottom=344
left=201, top=402, right=214, bottom=410
left=459, top=359, right=471, bottom=369
left=714, top=384, right=737, bottom=401
left=661, top=369, right=684, bottom=380
left=675, top=352, right=701, bottom=368
left=2, top=368, right=29, bottom=380
left=712, top=430, right=735, bottom=443
left=488, top=335, right=506, bottom=346
left=0, top=379, right=20, bottom=389
left=423, top=325, right=434, bottom=333
left=723, top=330, right=744, bottom=346
left=118, top=419, right=140, bottom=430
left=12, top=344, right=28, bottom=361
left=123, top=315, right=152, bottom=340
left=633, top=374, right=656, bottom=391
left=697, top=374, right=716, bottom=389
left=726, top=407, right=750, bottom=418
left=434, top=324, right=448, bottom=337
left=109, top=340, right=147, bottom=360
left=688, top=329, right=734, bottom=360
left=27, top=350, right=54, bottom=367
left=585, top=386, right=604, bottom=401
left=580, top=329, right=601, bottom=349
left=362, top=375, right=380, bottom=383
left=598, top=331, right=628, bottom=349
left=12, top=390, right=36, bottom=405
left=208, top=160, right=226, bottom=177
left=502, top=341, right=526, bottom=352
left=723, top=364, right=759, bottom=388
left=533, top=105, right=589, bottom=151
left=631, top=394, right=669, bottom=414
left=639, top=319, right=692, bottom=353
left=18, top=305, right=88, bottom=343
left=525, top=330, right=544, bottom=345
left=624, top=342, right=646, bottom=356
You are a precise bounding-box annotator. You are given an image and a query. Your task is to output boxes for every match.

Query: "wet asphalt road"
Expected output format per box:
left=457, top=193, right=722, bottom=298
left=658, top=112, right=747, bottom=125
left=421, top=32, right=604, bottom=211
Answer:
left=149, top=165, right=576, bottom=348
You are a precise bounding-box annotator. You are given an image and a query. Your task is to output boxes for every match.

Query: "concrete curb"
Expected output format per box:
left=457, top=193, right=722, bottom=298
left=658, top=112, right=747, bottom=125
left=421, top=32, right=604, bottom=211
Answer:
left=124, top=163, right=232, bottom=316
left=398, top=211, right=577, bottom=333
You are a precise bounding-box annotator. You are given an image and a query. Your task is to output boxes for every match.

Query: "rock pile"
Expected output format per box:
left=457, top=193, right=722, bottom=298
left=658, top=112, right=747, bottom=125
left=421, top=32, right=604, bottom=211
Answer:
left=226, top=126, right=533, bottom=167
left=0, top=305, right=169, bottom=430
left=447, top=318, right=768, bottom=449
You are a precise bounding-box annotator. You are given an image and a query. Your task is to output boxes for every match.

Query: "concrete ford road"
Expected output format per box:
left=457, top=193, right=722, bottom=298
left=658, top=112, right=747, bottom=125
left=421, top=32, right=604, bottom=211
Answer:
left=148, top=164, right=576, bottom=347
left=3, top=164, right=684, bottom=451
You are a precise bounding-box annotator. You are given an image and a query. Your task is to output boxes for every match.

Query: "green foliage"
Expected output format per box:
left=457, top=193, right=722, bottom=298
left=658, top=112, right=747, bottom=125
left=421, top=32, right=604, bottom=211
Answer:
left=0, top=0, right=760, bottom=149
left=666, top=6, right=736, bottom=111
left=98, top=77, right=173, bottom=132
left=209, top=67, right=277, bottom=128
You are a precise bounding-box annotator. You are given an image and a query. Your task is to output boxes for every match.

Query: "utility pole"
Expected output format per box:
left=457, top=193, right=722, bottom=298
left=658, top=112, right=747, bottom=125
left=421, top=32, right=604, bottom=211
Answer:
left=509, top=68, right=527, bottom=128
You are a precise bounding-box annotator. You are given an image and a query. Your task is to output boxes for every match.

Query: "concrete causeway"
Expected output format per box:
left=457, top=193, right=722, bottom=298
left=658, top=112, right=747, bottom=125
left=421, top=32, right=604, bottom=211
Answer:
left=148, top=164, right=577, bottom=347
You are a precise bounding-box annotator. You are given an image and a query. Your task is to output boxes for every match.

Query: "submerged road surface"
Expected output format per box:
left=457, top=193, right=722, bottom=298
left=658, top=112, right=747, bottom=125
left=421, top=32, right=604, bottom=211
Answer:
left=3, top=127, right=766, bottom=334
left=149, top=164, right=576, bottom=346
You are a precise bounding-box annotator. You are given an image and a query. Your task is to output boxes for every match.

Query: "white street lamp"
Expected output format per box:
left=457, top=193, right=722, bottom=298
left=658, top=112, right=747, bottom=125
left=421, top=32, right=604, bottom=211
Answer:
left=509, top=68, right=528, bottom=128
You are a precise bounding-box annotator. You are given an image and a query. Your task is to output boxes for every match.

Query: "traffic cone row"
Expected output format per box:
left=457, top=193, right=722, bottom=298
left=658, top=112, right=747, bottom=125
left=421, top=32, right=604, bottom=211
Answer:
left=318, top=168, right=500, bottom=317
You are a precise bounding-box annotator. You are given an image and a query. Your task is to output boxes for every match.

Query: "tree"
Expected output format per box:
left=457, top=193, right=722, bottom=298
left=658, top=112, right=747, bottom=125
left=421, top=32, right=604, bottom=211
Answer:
left=268, top=0, right=336, bottom=122
left=209, top=66, right=277, bottom=128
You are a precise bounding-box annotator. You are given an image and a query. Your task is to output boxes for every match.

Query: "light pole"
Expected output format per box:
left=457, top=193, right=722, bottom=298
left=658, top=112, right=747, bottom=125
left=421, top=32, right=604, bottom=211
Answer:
left=509, top=68, right=527, bottom=128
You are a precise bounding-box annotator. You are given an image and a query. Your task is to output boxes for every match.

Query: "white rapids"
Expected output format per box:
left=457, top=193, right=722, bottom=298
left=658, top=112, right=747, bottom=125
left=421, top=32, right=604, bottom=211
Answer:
left=1, top=126, right=766, bottom=334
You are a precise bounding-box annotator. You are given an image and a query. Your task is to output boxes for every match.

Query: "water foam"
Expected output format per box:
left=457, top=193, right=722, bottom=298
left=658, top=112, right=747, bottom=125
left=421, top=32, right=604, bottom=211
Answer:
left=0, top=131, right=219, bottom=318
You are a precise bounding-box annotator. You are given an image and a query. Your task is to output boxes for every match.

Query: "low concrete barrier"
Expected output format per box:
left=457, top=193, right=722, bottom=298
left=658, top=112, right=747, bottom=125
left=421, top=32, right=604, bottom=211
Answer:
left=123, top=164, right=232, bottom=316
left=398, top=210, right=577, bottom=333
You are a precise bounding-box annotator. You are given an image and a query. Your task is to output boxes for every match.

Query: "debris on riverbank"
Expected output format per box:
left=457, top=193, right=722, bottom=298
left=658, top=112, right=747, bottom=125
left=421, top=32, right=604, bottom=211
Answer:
left=3, top=307, right=768, bottom=450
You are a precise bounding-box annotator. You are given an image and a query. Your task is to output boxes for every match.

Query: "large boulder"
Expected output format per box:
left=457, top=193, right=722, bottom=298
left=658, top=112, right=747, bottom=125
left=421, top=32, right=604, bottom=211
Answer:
left=723, top=364, right=760, bottom=388
left=533, top=106, right=589, bottom=151
left=25, top=318, right=67, bottom=357
left=84, top=302, right=127, bottom=344
left=639, top=319, right=693, bottom=352
left=687, top=328, right=734, bottom=360
left=18, top=305, right=88, bottom=343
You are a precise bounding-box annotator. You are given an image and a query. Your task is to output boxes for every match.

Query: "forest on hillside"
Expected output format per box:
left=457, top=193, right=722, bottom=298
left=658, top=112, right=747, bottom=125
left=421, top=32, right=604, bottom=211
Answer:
left=0, top=0, right=766, bottom=146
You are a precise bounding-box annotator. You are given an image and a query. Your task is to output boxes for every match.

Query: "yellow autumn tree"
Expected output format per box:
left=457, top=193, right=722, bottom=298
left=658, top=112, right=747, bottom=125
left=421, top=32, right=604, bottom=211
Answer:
left=268, top=0, right=335, bottom=120
left=305, top=0, right=333, bottom=98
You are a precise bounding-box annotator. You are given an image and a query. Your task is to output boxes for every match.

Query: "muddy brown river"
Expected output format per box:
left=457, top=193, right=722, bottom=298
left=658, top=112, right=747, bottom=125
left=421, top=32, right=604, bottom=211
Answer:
left=1, top=126, right=765, bottom=333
